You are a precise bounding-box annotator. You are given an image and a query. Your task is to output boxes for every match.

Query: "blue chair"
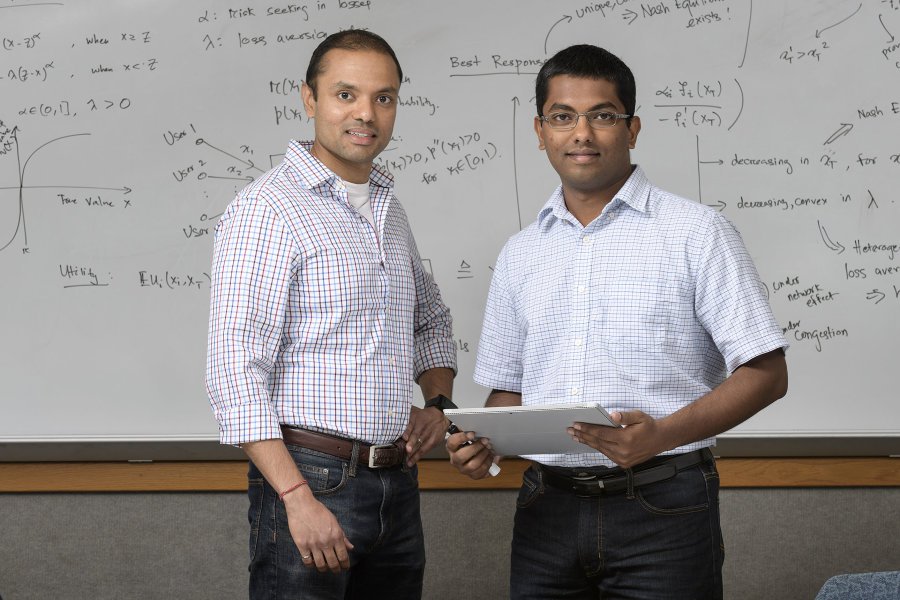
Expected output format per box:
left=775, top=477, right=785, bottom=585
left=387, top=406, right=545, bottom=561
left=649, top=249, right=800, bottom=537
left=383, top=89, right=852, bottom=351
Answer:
left=815, top=571, right=900, bottom=599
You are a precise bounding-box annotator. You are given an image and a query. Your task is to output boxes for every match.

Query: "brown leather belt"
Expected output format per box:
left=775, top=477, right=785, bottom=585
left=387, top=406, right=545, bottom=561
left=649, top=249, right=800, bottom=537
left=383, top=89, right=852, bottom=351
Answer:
left=280, top=425, right=406, bottom=469
left=539, top=448, right=714, bottom=496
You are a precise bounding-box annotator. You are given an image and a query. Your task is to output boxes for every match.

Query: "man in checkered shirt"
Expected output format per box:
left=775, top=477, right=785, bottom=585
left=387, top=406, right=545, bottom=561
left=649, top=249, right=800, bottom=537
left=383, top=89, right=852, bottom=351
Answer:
left=207, top=30, right=456, bottom=599
left=448, top=44, right=788, bottom=600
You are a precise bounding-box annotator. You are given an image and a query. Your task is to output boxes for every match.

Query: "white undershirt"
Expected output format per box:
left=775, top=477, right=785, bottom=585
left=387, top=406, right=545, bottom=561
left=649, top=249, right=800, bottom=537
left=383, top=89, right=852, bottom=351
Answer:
left=344, top=181, right=374, bottom=227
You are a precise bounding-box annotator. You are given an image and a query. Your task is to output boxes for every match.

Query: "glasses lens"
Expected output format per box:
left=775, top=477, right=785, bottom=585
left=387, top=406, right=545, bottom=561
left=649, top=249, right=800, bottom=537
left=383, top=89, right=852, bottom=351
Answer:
left=546, top=111, right=577, bottom=129
left=588, top=111, right=617, bottom=128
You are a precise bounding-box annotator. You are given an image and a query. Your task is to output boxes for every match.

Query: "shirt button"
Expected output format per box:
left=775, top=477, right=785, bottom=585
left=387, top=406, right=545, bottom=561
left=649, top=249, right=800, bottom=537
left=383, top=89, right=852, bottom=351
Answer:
left=390, top=357, right=396, bottom=365
left=577, top=285, right=586, bottom=294
left=581, top=236, right=592, bottom=245
left=574, top=338, right=583, bottom=347
left=571, top=387, right=582, bottom=396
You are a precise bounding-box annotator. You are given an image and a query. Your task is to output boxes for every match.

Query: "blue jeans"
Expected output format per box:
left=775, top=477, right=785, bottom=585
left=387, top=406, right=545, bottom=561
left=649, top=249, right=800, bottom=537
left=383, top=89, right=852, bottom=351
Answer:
left=247, top=446, right=425, bottom=600
left=510, top=455, right=724, bottom=599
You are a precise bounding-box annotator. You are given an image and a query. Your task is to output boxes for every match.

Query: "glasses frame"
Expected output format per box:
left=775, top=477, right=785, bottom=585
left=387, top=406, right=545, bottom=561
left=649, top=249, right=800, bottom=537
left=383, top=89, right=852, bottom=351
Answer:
left=538, top=110, right=632, bottom=130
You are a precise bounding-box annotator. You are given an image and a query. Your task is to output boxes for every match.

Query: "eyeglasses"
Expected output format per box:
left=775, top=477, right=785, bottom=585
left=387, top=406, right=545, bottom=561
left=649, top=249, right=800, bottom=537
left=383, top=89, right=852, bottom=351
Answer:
left=538, top=110, right=632, bottom=130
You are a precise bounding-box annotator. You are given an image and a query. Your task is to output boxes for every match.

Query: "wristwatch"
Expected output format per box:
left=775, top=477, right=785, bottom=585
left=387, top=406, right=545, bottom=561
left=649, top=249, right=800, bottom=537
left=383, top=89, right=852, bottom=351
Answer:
left=424, top=394, right=457, bottom=412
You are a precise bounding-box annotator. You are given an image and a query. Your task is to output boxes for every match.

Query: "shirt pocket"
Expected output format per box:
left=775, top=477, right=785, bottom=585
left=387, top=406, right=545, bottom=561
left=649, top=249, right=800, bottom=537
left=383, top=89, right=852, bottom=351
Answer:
left=591, top=277, right=681, bottom=351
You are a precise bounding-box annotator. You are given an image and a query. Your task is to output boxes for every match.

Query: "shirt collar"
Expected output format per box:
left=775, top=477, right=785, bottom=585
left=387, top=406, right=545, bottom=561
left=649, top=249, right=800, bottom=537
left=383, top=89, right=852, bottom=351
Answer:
left=284, top=140, right=394, bottom=191
left=537, top=165, right=652, bottom=230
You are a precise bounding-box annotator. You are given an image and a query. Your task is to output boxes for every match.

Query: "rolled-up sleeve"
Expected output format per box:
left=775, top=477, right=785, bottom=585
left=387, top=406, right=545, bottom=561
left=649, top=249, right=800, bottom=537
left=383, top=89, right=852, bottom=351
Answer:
left=205, top=194, right=294, bottom=446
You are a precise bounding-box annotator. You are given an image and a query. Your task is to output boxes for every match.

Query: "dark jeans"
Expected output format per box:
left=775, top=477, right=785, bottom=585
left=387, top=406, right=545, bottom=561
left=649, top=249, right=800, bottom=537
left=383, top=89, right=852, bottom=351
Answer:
left=510, top=456, right=724, bottom=599
left=247, top=446, right=425, bottom=600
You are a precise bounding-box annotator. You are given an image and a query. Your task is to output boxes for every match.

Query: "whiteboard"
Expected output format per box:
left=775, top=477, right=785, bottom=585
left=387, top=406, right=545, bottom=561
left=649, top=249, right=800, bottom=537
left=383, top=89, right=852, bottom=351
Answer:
left=2, top=0, right=899, bottom=450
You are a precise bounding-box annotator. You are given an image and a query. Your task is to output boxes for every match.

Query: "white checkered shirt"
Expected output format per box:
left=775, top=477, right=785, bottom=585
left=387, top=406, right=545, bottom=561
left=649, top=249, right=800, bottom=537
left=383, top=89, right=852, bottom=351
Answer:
left=207, top=141, right=456, bottom=446
left=474, top=166, right=787, bottom=467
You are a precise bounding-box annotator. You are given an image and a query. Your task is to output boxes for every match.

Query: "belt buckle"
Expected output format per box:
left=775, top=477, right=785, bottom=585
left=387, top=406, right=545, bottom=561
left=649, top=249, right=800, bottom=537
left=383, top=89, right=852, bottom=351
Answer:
left=572, top=473, right=604, bottom=494
left=368, top=443, right=398, bottom=468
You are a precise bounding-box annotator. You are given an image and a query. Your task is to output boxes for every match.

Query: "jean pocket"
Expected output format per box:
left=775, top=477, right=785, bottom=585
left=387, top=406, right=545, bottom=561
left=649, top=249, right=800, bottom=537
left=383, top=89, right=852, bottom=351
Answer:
left=635, top=465, right=711, bottom=515
left=516, top=465, right=544, bottom=509
left=247, top=478, right=266, bottom=562
left=289, top=451, right=348, bottom=496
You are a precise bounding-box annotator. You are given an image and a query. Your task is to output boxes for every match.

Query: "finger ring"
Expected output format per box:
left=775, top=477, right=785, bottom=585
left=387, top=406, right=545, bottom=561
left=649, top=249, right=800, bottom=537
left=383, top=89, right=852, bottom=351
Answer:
left=301, top=554, right=312, bottom=560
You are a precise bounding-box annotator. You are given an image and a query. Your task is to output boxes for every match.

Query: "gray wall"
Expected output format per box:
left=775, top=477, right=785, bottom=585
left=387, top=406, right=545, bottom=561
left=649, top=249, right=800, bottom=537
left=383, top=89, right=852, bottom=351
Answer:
left=1, top=489, right=898, bottom=599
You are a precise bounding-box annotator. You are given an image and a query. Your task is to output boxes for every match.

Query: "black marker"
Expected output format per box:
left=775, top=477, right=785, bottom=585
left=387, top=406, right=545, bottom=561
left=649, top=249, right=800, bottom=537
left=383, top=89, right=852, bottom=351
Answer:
left=446, top=422, right=501, bottom=476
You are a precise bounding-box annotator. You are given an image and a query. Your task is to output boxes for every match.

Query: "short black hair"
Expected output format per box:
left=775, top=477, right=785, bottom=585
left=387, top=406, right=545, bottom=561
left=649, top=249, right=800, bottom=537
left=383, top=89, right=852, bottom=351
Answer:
left=305, top=30, right=402, bottom=97
left=535, top=45, right=636, bottom=118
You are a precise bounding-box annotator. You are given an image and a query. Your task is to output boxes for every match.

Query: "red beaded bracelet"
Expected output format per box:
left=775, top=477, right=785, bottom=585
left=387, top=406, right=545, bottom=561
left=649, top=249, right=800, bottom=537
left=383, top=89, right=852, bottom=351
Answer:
left=278, top=479, right=308, bottom=501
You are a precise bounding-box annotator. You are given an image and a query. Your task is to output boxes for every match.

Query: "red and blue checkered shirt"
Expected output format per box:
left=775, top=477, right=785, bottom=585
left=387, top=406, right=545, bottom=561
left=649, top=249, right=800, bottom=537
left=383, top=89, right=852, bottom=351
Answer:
left=206, top=141, right=456, bottom=446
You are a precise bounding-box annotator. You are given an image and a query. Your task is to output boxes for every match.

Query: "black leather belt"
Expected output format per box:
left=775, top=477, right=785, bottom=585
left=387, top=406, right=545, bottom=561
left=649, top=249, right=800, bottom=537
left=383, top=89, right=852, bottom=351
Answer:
left=280, top=425, right=406, bottom=469
left=539, top=448, right=713, bottom=496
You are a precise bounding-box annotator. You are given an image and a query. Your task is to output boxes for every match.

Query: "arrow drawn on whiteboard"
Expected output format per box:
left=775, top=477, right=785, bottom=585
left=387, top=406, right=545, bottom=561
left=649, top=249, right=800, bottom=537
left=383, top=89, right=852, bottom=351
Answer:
left=511, top=96, right=523, bottom=231
left=622, top=9, right=638, bottom=25
left=817, top=220, right=845, bottom=254
left=694, top=135, right=726, bottom=211
left=823, top=123, right=853, bottom=145
left=207, top=175, right=254, bottom=182
left=195, top=139, right=265, bottom=172
left=0, top=185, right=131, bottom=193
left=815, top=3, right=862, bottom=38
left=866, top=289, right=886, bottom=304
left=543, top=15, right=572, bottom=54
left=879, top=14, right=895, bottom=44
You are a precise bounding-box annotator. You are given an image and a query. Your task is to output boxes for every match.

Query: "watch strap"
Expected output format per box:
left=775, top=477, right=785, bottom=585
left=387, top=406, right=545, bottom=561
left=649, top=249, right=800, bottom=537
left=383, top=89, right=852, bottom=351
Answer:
left=424, top=394, right=457, bottom=412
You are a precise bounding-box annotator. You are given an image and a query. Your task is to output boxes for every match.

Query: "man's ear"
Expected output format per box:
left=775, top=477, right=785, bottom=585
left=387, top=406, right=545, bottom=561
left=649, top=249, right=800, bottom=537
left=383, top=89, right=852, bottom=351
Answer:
left=301, top=81, right=316, bottom=119
left=534, top=116, right=546, bottom=150
left=627, top=115, right=641, bottom=149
